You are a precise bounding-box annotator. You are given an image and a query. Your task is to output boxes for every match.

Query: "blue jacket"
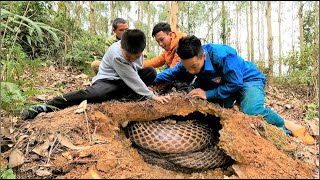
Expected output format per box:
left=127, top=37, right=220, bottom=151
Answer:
left=153, top=43, right=266, bottom=100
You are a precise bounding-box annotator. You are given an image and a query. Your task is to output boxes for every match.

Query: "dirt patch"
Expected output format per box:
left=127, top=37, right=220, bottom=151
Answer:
left=3, top=93, right=314, bottom=179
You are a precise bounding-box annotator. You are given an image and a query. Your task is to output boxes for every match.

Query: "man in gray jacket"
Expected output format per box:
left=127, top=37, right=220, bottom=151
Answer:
left=22, top=29, right=170, bottom=120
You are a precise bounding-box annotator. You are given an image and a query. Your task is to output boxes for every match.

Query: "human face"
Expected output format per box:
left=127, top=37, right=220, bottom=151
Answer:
left=154, top=31, right=173, bottom=51
left=181, top=53, right=206, bottom=75
left=121, top=48, right=143, bottom=63
left=114, top=23, right=129, bottom=39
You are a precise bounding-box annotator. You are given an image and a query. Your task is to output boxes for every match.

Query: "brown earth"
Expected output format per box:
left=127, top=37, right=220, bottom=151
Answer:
left=1, top=66, right=319, bottom=179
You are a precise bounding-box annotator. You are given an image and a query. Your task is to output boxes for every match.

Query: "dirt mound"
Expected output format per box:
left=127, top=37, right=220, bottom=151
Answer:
left=5, top=92, right=315, bottom=179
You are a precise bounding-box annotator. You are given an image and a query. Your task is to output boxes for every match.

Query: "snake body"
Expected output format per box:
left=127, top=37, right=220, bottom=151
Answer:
left=127, top=119, right=232, bottom=172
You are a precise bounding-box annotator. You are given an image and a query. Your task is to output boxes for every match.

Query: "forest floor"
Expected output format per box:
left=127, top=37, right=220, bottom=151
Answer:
left=1, top=65, right=319, bottom=179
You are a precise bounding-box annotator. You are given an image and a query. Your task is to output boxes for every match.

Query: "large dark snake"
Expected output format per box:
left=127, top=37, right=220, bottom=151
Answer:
left=127, top=119, right=232, bottom=173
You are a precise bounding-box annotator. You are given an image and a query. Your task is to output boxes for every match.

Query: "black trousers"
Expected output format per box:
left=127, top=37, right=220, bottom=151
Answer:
left=46, top=67, right=157, bottom=111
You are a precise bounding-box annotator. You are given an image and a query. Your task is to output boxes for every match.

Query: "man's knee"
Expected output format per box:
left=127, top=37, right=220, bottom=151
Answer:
left=91, top=60, right=101, bottom=74
left=242, top=105, right=262, bottom=116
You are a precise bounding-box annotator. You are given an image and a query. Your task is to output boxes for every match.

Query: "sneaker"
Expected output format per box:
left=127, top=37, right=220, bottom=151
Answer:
left=21, top=105, right=48, bottom=120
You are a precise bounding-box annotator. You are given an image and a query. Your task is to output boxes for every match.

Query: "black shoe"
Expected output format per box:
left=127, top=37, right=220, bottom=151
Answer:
left=21, top=105, right=47, bottom=120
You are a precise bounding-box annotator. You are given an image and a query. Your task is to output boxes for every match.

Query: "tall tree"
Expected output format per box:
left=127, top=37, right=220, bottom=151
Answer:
left=257, top=2, right=261, bottom=61
left=75, top=1, right=81, bottom=27
left=147, top=1, right=151, bottom=51
left=221, top=1, right=227, bottom=44
left=298, top=1, right=304, bottom=53
left=171, top=1, right=178, bottom=32
left=261, top=2, right=265, bottom=63
left=266, top=1, right=274, bottom=83
left=250, top=1, right=254, bottom=62
left=246, top=1, right=250, bottom=60
left=110, top=1, right=115, bottom=34
left=278, top=1, right=282, bottom=76
left=313, top=1, right=319, bottom=102
left=236, top=2, right=240, bottom=53
left=89, top=1, right=96, bottom=34
left=166, top=1, right=171, bottom=23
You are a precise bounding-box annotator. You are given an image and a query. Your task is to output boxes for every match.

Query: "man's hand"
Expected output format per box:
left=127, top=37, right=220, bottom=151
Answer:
left=187, top=88, right=207, bottom=100
left=153, top=95, right=171, bottom=104
left=148, top=86, right=155, bottom=91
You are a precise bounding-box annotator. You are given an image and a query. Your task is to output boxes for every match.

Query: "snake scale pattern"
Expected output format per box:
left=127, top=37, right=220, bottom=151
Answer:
left=127, top=119, right=232, bottom=173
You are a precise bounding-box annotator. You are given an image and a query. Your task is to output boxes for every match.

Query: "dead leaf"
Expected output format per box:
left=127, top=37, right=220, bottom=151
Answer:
left=32, top=138, right=51, bottom=156
left=1, top=127, right=11, bottom=138
left=81, top=166, right=101, bottom=179
left=79, top=151, right=92, bottom=158
left=1, top=159, right=8, bottom=171
left=121, top=120, right=129, bottom=128
left=284, top=104, right=292, bottom=109
left=35, top=168, right=52, bottom=176
left=8, top=148, right=25, bottom=168
left=62, top=151, right=80, bottom=160
left=15, top=135, right=29, bottom=147
left=231, top=164, right=244, bottom=178
left=58, top=134, right=91, bottom=150
left=75, top=100, right=87, bottom=114
left=306, top=118, right=319, bottom=136
left=75, top=73, right=89, bottom=79
left=35, top=94, right=49, bottom=101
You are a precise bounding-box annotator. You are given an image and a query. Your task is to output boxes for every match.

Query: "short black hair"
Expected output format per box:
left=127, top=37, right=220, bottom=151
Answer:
left=177, top=35, right=204, bottom=60
left=121, top=29, right=146, bottom=54
left=112, top=18, right=127, bottom=30
left=152, top=22, right=171, bottom=37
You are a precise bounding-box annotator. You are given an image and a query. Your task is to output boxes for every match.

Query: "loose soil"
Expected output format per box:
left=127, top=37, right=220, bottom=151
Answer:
left=1, top=65, right=319, bottom=179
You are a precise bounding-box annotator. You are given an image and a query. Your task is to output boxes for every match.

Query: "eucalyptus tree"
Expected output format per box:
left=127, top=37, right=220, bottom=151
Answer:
left=266, top=1, right=274, bottom=84
left=171, top=1, right=178, bottom=32
left=221, top=1, right=227, bottom=44
left=235, top=1, right=246, bottom=56
left=250, top=1, right=254, bottom=62
left=257, top=1, right=261, bottom=62
left=313, top=1, right=319, bottom=102
left=298, top=1, right=304, bottom=53
left=246, top=1, right=250, bottom=60
left=75, top=1, right=81, bottom=27
left=94, top=2, right=109, bottom=37
left=278, top=1, right=283, bottom=76
left=166, top=1, right=171, bottom=23
left=204, top=1, right=219, bottom=44
left=89, top=1, right=96, bottom=34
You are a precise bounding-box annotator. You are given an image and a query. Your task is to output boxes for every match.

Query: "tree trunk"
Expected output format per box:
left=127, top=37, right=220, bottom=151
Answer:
left=313, top=1, right=319, bottom=102
left=246, top=1, right=250, bottom=60
left=267, top=1, right=273, bottom=84
left=250, top=1, right=254, bottom=62
left=205, top=2, right=214, bottom=44
left=110, top=1, right=115, bottom=34
left=75, top=1, right=81, bottom=27
left=261, top=2, right=265, bottom=63
left=278, top=1, right=282, bottom=76
left=298, top=1, right=304, bottom=53
left=171, top=1, right=178, bottom=32
left=236, top=3, right=240, bottom=54
left=257, top=2, right=261, bottom=61
left=140, top=2, right=144, bottom=29
left=89, top=1, right=96, bottom=34
left=166, top=1, right=171, bottom=24
left=221, top=1, right=227, bottom=44
left=147, top=1, right=151, bottom=52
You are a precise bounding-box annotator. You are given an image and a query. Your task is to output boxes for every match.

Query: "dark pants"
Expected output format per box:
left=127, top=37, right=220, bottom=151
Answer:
left=46, top=67, right=157, bottom=111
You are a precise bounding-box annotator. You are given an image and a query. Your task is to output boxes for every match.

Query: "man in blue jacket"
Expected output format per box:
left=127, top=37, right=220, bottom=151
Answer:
left=152, top=35, right=294, bottom=136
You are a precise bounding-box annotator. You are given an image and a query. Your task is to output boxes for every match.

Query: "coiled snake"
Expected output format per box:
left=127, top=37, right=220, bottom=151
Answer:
left=127, top=119, right=232, bottom=173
